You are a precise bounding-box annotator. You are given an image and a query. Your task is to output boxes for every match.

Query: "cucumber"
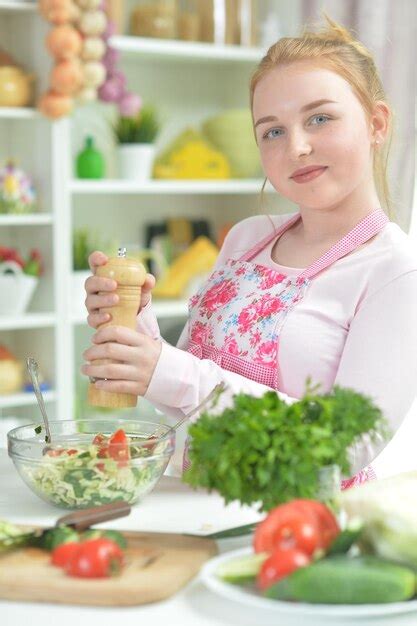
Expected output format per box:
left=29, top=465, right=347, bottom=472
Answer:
left=327, top=518, right=363, bottom=555
left=217, top=553, right=267, bottom=584
left=265, top=556, right=416, bottom=604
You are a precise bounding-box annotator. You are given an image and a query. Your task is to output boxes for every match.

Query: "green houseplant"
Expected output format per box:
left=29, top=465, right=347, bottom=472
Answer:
left=113, top=105, right=160, bottom=181
left=72, top=229, right=116, bottom=316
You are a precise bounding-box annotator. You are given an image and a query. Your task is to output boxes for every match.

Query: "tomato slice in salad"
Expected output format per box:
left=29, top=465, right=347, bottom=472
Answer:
left=108, top=428, right=130, bottom=466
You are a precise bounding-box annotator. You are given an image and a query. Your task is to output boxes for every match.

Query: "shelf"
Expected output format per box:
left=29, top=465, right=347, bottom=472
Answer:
left=0, top=107, right=39, bottom=119
left=0, top=390, right=56, bottom=409
left=0, top=1, right=37, bottom=12
left=70, top=179, right=272, bottom=195
left=0, top=313, right=56, bottom=330
left=110, top=35, right=264, bottom=64
left=0, top=214, right=52, bottom=226
left=72, top=299, right=188, bottom=325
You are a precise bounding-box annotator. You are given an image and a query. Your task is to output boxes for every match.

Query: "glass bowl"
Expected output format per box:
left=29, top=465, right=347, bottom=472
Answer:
left=7, top=418, right=175, bottom=509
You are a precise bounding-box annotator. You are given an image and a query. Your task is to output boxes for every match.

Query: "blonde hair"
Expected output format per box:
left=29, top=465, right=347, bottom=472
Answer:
left=251, top=14, right=394, bottom=216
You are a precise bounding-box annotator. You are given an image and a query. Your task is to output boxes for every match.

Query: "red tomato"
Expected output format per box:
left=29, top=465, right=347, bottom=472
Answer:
left=254, top=503, right=321, bottom=556
left=65, top=538, right=124, bottom=578
left=51, top=542, right=80, bottom=568
left=92, top=433, right=107, bottom=446
left=257, top=547, right=310, bottom=591
left=290, top=499, right=340, bottom=550
left=93, top=432, right=110, bottom=458
left=108, top=428, right=130, bottom=466
left=46, top=448, right=67, bottom=457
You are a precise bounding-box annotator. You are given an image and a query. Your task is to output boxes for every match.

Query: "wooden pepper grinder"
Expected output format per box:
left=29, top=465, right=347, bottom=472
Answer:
left=88, top=247, right=147, bottom=409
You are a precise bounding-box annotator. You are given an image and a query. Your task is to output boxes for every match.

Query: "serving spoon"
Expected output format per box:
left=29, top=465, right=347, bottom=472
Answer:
left=147, top=381, right=227, bottom=440
left=26, top=357, right=53, bottom=451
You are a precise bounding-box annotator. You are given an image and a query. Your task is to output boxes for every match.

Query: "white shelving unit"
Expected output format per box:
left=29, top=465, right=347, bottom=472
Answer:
left=70, top=178, right=273, bottom=195
left=0, top=4, right=299, bottom=422
left=0, top=107, right=39, bottom=119
left=110, top=35, right=264, bottom=63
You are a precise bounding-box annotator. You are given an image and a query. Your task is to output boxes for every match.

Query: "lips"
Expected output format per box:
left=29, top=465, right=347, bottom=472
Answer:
left=291, top=165, right=327, bottom=178
left=290, top=166, right=328, bottom=184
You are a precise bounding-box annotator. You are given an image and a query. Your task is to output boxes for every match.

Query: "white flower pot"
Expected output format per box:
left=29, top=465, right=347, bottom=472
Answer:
left=71, top=270, right=91, bottom=316
left=117, top=143, right=156, bottom=181
left=0, top=261, right=38, bottom=314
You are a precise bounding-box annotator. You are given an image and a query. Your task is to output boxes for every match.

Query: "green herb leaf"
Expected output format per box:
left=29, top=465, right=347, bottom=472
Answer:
left=182, top=384, right=389, bottom=512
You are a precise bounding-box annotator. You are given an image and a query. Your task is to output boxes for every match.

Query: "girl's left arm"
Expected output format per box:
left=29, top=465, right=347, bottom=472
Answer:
left=333, top=270, right=417, bottom=472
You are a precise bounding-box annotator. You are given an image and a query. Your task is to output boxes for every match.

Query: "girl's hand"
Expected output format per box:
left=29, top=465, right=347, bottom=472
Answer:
left=81, top=326, right=162, bottom=397
left=85, top=251, right=156, bottom=329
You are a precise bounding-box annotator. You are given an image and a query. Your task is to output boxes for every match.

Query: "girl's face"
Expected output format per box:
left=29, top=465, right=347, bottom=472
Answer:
left=252, top=62, right=377, bottom=211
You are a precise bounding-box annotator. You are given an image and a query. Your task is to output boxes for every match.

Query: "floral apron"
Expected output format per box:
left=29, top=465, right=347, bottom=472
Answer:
left=184, top=209, right=389, bottom=488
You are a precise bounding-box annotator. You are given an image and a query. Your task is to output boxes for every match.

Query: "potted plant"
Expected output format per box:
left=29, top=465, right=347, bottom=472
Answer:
left=0, top=246, right=43, bottom=315
left=113, top=105, right=160, bottom=181
left=72, top=229, right=116, bottom=316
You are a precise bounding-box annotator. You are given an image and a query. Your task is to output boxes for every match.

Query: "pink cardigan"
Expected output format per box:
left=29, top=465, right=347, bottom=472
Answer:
left=138, top=213, right=417, bottom=475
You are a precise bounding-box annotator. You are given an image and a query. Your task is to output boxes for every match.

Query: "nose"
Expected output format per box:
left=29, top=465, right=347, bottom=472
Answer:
left=287, top=128, right=312, bottom=159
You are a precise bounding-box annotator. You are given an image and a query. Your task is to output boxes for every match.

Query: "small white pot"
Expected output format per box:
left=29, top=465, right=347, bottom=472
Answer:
left=117, top=143, right=155, bottom=181
left=71, top=270, right=91, bottom=316
left=0, top=261, right=38, bottom=314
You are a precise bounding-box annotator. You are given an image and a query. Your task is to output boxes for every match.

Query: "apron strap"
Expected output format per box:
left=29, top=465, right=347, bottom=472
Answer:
left=300, top=209, right=389, bottom=280
left=239, top=213, right=302, bottom=262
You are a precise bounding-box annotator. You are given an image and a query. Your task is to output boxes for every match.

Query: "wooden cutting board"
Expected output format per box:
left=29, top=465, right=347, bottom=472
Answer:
left=0, top=530, right=218, bottom=606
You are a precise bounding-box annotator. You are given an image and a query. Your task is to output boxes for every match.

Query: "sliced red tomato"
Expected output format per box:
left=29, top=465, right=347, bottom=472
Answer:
left=51, top=542, right=80, bottom=568
left=108, top=428, right=130, bottom=466
left=93, top=432, right=110, bottom=458
left=46, top=448, right=65, bottom=457
left=92, top=433, right=107, bottom=446
left=254, top=502, right=321, bottom=556
left=65, top=538, right=124, bottom=578
left=257, top=547, right=310, bottom=591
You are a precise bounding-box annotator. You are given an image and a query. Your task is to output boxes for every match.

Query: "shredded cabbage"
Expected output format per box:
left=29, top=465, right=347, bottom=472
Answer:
left=23, top=440, right=170, bottom=508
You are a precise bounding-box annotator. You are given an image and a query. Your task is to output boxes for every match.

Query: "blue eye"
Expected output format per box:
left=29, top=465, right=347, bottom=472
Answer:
left=263, top=128, right=284, bottom=140
left=310, top=114, right=331, bottom=125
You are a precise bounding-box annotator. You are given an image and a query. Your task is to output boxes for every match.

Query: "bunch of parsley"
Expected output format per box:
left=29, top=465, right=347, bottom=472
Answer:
left=183, top=383, right=389, bottom=512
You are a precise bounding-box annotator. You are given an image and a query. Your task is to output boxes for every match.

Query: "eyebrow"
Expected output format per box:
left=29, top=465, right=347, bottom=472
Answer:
left=254, top=99, right=338, bottom=128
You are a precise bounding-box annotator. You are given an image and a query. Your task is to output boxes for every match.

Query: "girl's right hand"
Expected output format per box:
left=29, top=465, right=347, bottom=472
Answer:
left=85, top=251, right=156, bottom=329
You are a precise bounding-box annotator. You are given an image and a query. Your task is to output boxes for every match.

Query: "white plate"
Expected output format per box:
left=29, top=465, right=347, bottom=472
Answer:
left=200, top=547, right=417, bottom=618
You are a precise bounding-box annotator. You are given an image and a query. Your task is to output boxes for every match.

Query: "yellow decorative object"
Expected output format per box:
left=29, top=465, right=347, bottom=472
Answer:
left=0, top=66, right=35, bottom=108
left=153, top=236, right=218, bottom=299
left=153, top=129, right=231, bottom=180
left=0, top=345, right=24, bottom=395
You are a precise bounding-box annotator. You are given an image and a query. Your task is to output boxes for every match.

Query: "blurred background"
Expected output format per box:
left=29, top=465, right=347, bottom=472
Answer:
left=0, top=0, right=415, bottom=440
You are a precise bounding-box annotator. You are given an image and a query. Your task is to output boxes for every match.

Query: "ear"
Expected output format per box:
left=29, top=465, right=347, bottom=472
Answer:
left=369, top=101, right=390, bottom=146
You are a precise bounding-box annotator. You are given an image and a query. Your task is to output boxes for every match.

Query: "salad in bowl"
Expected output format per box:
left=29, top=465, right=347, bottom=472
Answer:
left=7, top=418, right=175, bottom=509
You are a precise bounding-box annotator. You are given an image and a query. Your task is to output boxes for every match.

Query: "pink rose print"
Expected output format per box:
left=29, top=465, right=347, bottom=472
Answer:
left=223, top=335, right=240, bottom=355
left=238, top=294, right=283, bottom=334
left=254, top=340, right=277, bottom=366
left=235, top=266, right=246, bottom=276
left=256, top=294, right=284, bottom=318
left=249, top=329, right=262, bottom=348
left=189, top=293, right=200, bottom=308
left=237, top=306, right=258, bottom=334
left=200, top=279, right=238, bottom=316
left=190, top=321, right=208, bottom=344
left=259, top=268, right=286, bottom=290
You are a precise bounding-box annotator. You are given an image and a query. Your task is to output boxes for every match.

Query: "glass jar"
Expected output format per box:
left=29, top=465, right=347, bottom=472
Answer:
left=178, top=0, right=200, bottom=41
left=198, top=0, right=240, bottom=45
left=317, top=464, right=342, bottom=514
left=130, top=0, right=178, bottom=39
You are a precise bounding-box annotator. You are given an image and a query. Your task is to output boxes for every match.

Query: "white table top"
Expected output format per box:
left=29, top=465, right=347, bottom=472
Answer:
left=1, top=448, right=416, bottom=626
